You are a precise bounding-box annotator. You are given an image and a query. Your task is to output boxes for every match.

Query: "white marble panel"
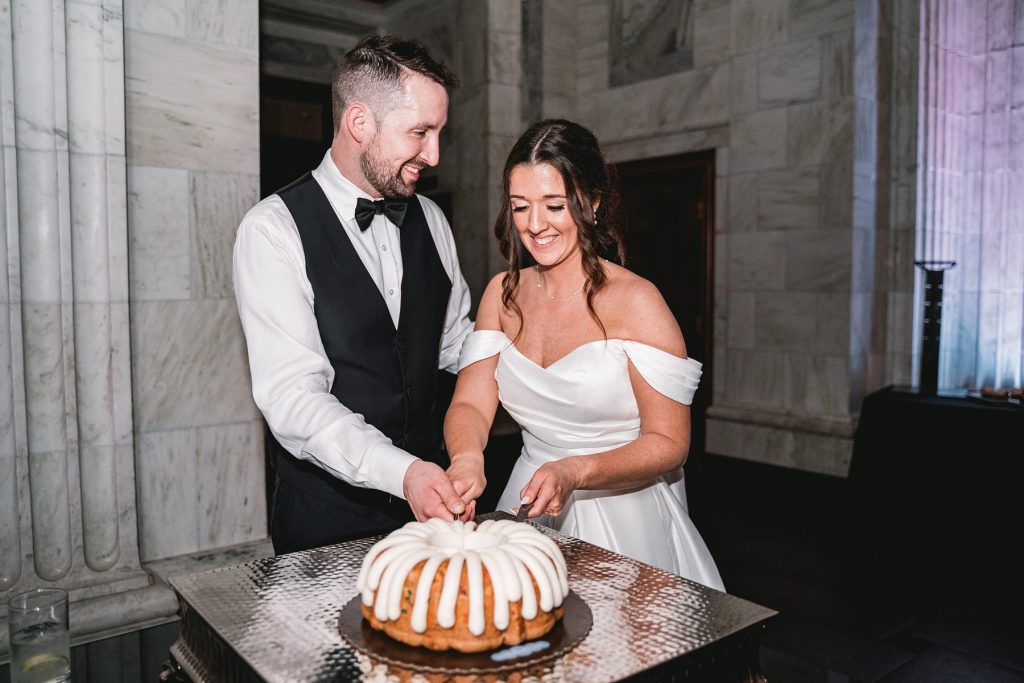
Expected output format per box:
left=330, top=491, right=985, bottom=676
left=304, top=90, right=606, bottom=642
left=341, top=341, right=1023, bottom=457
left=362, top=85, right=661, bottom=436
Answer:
left=28, top=449, right=73, bottom=581
left=576, top=1, right=610, bottom=95
left=125, top=0, right=187, bottom=39
left=815, top=291, right=851, bottom=354
left=196, top=421, right=266, bottom=549
left=189, top=0, right=257, bottom=49
left=985, top=49, right=1011, bottom=114
left=589, top=64, right=729, bottom=142
left=1012, top=47, right=1024, bottom=110
left=601, top=126, right=728, bottom=163
left=788, top=0, right=854, bottom=39
left=487, top=84, right=521, bottom=136
left=821, top=30, right=854, bottom=102
left=102, top=0, right=127, bottom=156
left=114, top=443, right=142, bottom=565
left=731, top=0, right=786, bottom=54
left=729, top=52, right=760, bottom=115
left=796, top=353, right=848, bottom=415
left=729, top=108, right=787, bottom=172
left=727, top=172, right=757, bottom=232
left=16, top=149, right=64, bottom=302
left=107, top=301, right=134, bottom=450
left=488, top=0, right=521, bottom=32
left=73, top=302, right=115, bottom=446
left=456, top=22, right=487, bottom=89
left=784, top=229, right=851, bottom=291
left=694, top=3, right=731, bottom=67
left=787, top=98, right=853, bottom=166
left=757, top=167, right=819, bottom=231
left=986, top=0, right=1013, bottom=51
left=727, top=290, right=756, bottom=348
left=70, top=152, right=111, bottom=301
left=884, top=288, right=917, bottom=356
left=755, top=291, right=817, bottom=348
left=22, top=303, right=68, bottom=454
left=706, top=417, right=852, bottom=477
left=79, top=442, right=119, bottom=571
left=488, top=29, right=520, bottom=88
left=131, top=299, right=259, bottom=433
left=125, top=31, right=258, bottom=173
left=818, top=153, right=853, bottom=230
left=759, top=40, right=822, bottom=106
left=127, top=165, right=191, bottom=300
left=728, top=230, right=786, bottom=290
left=723, top=348, right=791, bottom=406
left=11, top=0, right=65, bottom=152
left=0, top=5, right=14, bottom=149
left=0, top=446, right=20, bottom=590
left=66, top=1, right=109, bottom=155
left=192, top=171, right=259, bottom=300
left=107, top=156, right=131, bottom=303
left=135, top=428, right=198, bottom=561
left=542, top=0, right=578, bottom=97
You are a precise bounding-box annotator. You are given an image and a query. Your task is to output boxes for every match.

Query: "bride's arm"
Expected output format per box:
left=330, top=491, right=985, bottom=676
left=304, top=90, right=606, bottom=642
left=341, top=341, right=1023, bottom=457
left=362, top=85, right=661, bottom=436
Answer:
left=521, top=278, right=691, bottom=517
left=444, top=274, right=505, bottom=515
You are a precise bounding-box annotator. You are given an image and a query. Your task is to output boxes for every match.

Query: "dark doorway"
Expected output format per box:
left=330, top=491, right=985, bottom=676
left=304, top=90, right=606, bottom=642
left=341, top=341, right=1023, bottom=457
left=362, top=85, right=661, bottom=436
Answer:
left=260, top=75, right=334, bottom=198
left=615, top=150, right=715, bottom=517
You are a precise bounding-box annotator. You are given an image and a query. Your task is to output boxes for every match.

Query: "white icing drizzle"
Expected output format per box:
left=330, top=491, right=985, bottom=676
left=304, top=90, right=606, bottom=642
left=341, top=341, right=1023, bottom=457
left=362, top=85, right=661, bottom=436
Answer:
left=357, top=519, right=568, bottom=634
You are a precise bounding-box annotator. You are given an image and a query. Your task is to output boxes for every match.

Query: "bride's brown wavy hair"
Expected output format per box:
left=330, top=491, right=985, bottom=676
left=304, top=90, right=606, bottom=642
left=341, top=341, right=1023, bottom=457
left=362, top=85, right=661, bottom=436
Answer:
left=495, top=119, right=625, bottom=338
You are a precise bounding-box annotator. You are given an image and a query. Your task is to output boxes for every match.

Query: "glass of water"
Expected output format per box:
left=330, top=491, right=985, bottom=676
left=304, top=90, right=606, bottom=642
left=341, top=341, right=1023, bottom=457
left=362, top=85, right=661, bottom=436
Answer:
left=7, top=588, right=71, bottom=683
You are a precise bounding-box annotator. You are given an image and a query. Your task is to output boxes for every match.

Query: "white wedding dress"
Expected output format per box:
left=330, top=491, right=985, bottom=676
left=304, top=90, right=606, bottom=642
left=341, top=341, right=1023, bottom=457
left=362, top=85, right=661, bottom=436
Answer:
left=459, top=330, right=724, bottom=590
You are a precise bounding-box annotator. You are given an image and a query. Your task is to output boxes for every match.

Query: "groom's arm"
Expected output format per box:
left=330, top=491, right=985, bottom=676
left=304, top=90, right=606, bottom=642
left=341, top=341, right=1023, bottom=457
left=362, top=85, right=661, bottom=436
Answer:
left=233, top=201, right=418, bottom=498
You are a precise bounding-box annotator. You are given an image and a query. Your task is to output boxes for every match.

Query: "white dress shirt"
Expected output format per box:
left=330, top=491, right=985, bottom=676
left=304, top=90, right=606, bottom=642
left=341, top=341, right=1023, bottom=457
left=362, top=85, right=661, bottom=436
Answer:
left=233, top=151, right=473, bottom=498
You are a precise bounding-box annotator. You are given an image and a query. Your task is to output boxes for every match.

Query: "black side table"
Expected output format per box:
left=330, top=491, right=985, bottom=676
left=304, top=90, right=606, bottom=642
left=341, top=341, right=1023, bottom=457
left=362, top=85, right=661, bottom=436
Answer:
left=849, top=386, right=1024, bottom=604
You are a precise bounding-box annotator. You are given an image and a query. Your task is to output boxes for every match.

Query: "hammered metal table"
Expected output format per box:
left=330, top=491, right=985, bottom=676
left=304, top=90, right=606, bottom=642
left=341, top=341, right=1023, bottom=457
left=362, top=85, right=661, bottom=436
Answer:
left=168, top=514, right=775, bottom=682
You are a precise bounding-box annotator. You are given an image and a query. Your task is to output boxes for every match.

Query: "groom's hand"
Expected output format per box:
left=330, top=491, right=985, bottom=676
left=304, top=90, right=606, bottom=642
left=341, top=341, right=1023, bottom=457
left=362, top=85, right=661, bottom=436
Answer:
left=403, top=459, right=465, bottom=522
left=446, top=452, right=486, bottom=521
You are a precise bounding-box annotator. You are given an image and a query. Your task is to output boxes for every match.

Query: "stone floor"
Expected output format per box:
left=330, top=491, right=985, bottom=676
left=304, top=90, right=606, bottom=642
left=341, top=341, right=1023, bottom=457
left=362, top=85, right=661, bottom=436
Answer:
left=694, top=453, right=1024, bottom=683
left=3, top=444, right=1022, bottom=682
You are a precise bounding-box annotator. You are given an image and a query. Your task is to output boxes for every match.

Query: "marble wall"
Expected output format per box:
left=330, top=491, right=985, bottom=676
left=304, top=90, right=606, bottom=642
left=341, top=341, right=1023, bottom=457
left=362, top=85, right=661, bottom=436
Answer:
left=124, top=0, right=264, bottom=562
left=545, top=0, right=857, bottom=475
left=0, top=0, right=182, bottom=657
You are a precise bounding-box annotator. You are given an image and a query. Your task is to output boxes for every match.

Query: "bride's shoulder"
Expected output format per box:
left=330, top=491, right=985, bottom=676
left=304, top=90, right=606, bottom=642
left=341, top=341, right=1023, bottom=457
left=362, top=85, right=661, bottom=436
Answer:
left=601, top=266, right=685, bottom=355
left=601, top=263, right=661, bottom=305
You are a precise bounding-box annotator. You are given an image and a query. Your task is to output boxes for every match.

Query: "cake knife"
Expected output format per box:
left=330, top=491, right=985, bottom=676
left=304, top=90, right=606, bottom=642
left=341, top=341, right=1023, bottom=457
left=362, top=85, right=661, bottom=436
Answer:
left=515, top=501, right=533, bottom=523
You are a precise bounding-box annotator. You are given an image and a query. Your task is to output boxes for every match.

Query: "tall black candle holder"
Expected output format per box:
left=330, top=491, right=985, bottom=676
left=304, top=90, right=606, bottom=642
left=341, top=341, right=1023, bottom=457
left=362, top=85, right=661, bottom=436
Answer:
left=914, top=260, right=956, bottom=395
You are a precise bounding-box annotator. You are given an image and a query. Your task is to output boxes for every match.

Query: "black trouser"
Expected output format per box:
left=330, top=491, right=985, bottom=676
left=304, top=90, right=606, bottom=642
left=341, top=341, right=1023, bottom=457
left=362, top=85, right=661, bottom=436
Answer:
left=270, top=476, right=414, bottom=554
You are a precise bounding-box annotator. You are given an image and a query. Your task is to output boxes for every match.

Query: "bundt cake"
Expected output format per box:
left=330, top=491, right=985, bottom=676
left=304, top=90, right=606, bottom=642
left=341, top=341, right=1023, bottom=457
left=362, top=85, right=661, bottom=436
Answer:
left=355, top=518, right=569, bottom=653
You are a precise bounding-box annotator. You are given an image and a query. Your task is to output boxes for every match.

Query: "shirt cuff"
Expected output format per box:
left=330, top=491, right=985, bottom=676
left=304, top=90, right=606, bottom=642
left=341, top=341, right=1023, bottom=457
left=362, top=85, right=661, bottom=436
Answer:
left=364, top=443, right=419, bottom=498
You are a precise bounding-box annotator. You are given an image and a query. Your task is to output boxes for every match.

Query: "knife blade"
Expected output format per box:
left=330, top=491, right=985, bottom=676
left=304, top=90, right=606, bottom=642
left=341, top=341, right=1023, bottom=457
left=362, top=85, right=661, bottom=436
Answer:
left=515, top=501, right=533, bottom=523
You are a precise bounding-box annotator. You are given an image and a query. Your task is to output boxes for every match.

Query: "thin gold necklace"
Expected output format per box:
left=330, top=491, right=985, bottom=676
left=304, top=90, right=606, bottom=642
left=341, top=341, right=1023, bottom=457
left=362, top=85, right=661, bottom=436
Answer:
left=534, top=265, right=583, bottom=300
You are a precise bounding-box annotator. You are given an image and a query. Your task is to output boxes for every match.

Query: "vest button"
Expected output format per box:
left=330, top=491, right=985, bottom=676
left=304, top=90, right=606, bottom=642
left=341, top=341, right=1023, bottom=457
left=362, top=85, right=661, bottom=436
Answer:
left=405, top=387, right=414, bottom=397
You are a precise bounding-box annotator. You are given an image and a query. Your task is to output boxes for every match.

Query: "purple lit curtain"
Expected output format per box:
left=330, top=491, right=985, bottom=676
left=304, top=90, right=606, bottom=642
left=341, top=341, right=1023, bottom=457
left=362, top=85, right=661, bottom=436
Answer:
left=917, top=0, right=1024, bottom=390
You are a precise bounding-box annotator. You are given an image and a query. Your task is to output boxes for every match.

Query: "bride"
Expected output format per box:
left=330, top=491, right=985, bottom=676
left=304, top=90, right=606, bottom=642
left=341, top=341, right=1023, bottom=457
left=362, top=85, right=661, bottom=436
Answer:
left=443, top=119, right=723, bottom=589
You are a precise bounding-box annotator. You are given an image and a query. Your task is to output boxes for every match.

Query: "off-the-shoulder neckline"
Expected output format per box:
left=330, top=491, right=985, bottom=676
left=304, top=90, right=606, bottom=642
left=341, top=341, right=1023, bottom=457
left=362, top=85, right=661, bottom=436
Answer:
left=468, top=329, right=692, bottom=372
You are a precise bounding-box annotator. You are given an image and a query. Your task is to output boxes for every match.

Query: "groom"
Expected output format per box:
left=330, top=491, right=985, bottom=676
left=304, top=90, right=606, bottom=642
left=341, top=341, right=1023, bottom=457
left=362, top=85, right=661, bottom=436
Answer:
left=234, top=35, right=473, bottom=553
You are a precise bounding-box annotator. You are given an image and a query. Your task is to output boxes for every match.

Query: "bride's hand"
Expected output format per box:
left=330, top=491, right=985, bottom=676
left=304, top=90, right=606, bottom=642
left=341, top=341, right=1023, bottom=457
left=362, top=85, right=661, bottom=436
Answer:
left=446, top=452, right=486, bottom=520
left=519, top=459, right=584, bottom=518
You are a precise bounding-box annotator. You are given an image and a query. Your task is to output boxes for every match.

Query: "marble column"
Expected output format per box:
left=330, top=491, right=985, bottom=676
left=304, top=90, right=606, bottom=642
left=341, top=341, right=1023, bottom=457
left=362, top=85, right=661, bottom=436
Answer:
left=0, top=0, right=175, bottom=658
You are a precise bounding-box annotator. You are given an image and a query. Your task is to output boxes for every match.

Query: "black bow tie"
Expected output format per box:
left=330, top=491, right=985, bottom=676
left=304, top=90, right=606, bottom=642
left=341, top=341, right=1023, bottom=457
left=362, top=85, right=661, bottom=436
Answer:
left=354, top=197, right=409, bottom=231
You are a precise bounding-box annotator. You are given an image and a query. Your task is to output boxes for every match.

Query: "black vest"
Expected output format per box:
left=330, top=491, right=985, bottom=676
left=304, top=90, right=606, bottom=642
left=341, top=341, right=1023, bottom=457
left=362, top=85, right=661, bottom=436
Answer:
left=270, top=173, right=452, bottom=514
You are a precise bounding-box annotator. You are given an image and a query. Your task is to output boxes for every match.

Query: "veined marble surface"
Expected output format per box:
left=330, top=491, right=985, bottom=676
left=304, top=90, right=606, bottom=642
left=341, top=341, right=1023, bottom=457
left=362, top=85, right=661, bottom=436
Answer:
left=130, top=299, right=258, bottom=433
left=125, top=30, right=257, bottom=173
left=0, top=0, right=263, bottom=657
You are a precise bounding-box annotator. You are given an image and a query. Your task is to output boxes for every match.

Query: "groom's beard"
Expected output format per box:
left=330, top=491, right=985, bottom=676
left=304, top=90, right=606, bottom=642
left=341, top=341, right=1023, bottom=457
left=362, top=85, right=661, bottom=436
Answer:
left=360, top=133, right=418, bottom=198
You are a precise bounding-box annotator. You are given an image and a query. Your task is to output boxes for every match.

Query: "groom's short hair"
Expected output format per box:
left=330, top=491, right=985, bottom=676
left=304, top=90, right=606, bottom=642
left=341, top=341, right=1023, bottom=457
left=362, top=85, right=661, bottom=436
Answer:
left=332, top=35, right=458, bottom=135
